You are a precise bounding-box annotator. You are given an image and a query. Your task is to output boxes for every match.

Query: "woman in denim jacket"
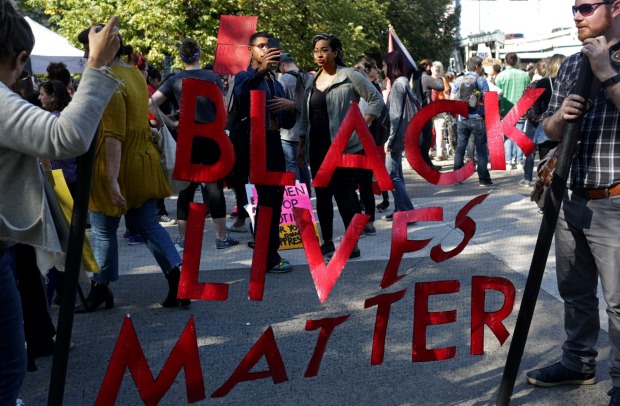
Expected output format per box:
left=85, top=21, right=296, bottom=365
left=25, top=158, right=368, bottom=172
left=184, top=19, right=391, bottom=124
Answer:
left=297, top=33, right=384, bottom=258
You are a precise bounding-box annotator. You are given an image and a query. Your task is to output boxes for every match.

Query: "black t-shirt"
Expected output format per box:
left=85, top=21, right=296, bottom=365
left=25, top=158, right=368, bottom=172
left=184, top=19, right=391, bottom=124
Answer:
left=158, top=69, right=225, bottom=165
left=158, top=69, right=224, bottom=124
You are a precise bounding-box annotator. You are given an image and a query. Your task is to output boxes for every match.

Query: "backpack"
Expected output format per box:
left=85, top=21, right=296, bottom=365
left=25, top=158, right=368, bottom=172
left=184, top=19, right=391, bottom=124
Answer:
left=287, top=70, right=311, bottom=112
left=456, top=74, right=482, bottom=113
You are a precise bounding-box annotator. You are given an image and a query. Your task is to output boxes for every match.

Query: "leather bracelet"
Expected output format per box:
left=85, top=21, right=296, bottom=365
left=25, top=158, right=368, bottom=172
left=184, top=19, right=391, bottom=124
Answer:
left=601, top=73, right=620, bottom=88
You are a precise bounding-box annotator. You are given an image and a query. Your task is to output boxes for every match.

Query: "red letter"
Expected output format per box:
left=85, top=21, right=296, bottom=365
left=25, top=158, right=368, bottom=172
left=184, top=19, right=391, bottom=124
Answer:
left=175, top=78, right=234, bottom=183
left=412, top=280, right=460, bottom=362
left=293, top=207, right=368, bottom=303
left=248, top=205, right=273, bottom=301
left=471, top=276, right=515, bottom=355
left=96, top=315, right=205, bottom=406
left=364, top=289, right=407, bottom=365
left=178, top=203, right=229, bottom=301
left=249, top=90, right=296, bottom=186
left=211, top=326, right=288, bottom=398
left=312, top=102, right=393, bottom=191
left=484, top=88, right=545, bottom=170
left=404, top=100, right=472, bottom=185
left=304, top=315, right=351, bottom=377
left=381, top=208, right=443, bottom=289
left=430, top=193, right=489, bottom=263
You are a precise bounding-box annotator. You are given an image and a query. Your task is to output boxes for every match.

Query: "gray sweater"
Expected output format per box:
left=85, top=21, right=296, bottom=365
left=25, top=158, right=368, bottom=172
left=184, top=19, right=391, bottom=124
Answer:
left=299, top=66, right=384, bottom=159
left=0, top=68, right=120, bottom=265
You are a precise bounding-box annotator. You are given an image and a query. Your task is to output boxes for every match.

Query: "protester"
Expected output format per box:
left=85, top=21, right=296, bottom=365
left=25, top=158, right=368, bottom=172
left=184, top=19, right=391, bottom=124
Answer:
left=354, top=56, right=386, bottom=232
left=529, top=54, right=566, bottom=159
left=381, top=51, right=417, bottom=221
left=227, top=31, right=294, bottom=273
left=274, top=52, right=313, bottom=196
left=525, top=2, right=620, bottom=405
left=0, top=5, right=121, bottom=403
left=355, top=57, right=390, bottom=214
left=297, top=33, right=383, bottom=258
left=451, top=56, right=493, bottom=187
left=430, top=61, right=450, bottom=161
left=495, top=52, right=531, bottom=173
left=46, top=61, right=74, bottom=98
left=76, top=26, right=187, bottom=311
left=150, top=38, right=238, bottom=252
left=415, top=58, right=444, bottom=169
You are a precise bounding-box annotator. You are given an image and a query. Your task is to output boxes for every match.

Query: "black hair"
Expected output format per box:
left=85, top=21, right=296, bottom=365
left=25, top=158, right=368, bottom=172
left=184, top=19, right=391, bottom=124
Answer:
left=356, top=56, right=377, bottom=73
left=77, top=24, right=129, bottom=59
left=46, top=62, right=72, bottom=88
left=381, top=51, right=406, bottom=82
left=0, top=0, right=35, bottom=64
left=312, top=33, right=346, bottom=67
left=466, top=56, right=483, bottom=72
left=40, top=79, right=71, bottom=111
left=147, top=66, right=161, bottom=82
left=248, top=31, right=272, bottom=46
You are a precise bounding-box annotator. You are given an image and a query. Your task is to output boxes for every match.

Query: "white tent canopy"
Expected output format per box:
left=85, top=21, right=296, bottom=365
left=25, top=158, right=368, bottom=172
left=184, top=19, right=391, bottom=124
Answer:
left=26, top=17, right=86, bottom=74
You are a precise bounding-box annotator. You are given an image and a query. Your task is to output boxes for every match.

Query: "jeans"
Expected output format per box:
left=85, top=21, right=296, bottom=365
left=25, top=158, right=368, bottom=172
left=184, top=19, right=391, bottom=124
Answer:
left=556, top=191, right=620, bottom=384
left=0, top=246, right=26, bottom=405
left=90, top=199, right=182, bottom=283
left=281, top=139, right=312, bottom=195
left=504, top=118, right=525, bottom=163
left=454, top=119, right=492, bottom=183
left=386, top=149, right=414, bottom=212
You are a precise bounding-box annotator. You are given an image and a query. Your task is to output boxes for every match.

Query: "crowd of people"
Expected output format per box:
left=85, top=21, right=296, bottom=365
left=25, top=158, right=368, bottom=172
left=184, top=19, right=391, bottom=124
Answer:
left=3, top=0, right=620, bottom=404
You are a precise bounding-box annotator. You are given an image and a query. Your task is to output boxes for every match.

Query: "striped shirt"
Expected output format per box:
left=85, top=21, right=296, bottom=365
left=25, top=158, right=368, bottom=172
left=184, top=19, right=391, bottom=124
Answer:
left=542, top=51, right=620, bottom=188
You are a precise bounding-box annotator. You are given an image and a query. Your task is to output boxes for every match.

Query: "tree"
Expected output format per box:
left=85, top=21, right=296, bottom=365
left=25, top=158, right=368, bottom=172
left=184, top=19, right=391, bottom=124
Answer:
left=25, top=0, right=458, bottom=72
left=386, top=0, right=460, bottom=67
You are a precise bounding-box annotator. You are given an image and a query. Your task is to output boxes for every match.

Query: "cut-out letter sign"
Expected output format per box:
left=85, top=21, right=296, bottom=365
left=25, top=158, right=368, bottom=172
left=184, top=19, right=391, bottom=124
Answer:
left=304, top=315, right=351, bottom=377
left=471, top=276, right=515, bottom=355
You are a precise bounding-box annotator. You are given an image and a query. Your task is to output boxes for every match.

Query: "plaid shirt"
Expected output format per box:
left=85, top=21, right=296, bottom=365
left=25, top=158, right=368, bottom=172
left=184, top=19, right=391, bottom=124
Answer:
left=542, top=51, right=620, bottom=188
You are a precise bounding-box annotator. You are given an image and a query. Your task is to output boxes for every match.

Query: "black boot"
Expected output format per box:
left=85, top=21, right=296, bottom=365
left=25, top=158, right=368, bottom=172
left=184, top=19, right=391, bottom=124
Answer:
left=161, top=267, right=191, bottom=308
left=75, top=281, right=114, bottom=313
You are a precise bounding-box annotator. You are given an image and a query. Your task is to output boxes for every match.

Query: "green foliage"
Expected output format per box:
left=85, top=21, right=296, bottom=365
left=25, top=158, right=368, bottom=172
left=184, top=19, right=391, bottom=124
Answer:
left=387, top=0, right=460, bottom=67
left=25, top=0, right=458, bottom=72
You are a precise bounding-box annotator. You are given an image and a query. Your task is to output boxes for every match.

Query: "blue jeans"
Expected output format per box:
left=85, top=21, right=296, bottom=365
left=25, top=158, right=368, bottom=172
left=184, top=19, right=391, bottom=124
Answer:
left=281, top=139, right=312, bottom=194
left=0, top=246, right=26, bottom=404
left=90, top=199, right=182, bottom=283
left=385, top=149, right=414, bottom=212
left=504, top=118, right=525, bottom=163
left=454, top=119, right=492, bottom=183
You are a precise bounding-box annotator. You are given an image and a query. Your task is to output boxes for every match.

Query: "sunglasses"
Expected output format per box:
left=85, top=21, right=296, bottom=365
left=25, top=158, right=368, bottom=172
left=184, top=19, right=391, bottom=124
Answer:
left=572, top=1, right=610, bottom=16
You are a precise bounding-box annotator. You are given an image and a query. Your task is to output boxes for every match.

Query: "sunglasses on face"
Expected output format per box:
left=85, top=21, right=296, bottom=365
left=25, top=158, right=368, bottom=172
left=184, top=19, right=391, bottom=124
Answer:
left=572, top=1, right=610, bottom=17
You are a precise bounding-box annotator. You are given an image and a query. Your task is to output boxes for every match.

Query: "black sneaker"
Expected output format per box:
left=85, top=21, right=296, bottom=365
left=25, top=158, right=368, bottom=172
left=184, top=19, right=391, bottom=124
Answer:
left=609, top=387, right=620, bottom=406
left=526, top=362, right=596, bottom=387
left=479, top=180, right=494, bottom=187
left=376, top=200, right=390, bottom=213
left=383, top=213, right=393, bottom=222
left=321, top=241, right=335, bottom=257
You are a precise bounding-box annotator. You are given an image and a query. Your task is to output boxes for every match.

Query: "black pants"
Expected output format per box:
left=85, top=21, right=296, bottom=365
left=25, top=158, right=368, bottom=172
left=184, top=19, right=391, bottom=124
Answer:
left=420, top=120, right=434, bottom=166
left=14, top=244, right=56, bottom=368
left=177, top=181, right=226, bottom=220
left=231, top=130, right=285, bottom=268
left=357, top=169, right=375, bottom=222
left=312, top=167, right=360, bottom=243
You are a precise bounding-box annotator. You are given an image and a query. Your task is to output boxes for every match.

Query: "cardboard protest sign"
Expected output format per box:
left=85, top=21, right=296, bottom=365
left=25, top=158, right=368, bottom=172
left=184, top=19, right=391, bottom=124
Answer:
left=244, top=183, right=320, bottom=250
left=213, top=15, right=258, bottom=76
left=45, top=169, right=99, bottom=274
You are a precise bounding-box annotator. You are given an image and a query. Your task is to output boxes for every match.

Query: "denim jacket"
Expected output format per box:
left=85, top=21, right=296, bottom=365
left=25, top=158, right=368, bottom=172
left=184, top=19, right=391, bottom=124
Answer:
left=299, top=66, right=384, bottom=159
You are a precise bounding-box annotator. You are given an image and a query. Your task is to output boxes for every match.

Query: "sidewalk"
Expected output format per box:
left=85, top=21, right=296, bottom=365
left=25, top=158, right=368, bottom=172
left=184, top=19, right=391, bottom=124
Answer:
left=20, top=157, right=612, bottom=405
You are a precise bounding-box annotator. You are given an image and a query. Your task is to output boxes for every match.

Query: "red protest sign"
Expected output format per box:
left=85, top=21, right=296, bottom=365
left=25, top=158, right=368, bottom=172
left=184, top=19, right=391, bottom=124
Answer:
left=213, top=15, right=258, bottom=75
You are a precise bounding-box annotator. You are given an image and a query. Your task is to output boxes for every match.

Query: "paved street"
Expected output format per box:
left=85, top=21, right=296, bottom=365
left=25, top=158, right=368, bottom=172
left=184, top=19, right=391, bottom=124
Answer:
left=20, top=157, right=613, bottom=405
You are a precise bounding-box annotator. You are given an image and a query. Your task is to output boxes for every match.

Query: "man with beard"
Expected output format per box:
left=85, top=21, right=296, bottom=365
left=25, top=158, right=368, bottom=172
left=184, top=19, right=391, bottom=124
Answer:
left=525, top=1, right=620, bottom=404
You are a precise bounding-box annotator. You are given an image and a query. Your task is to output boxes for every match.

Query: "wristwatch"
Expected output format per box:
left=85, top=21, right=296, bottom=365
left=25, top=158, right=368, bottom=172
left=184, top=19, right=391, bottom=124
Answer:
left=601, top=73, right=620, bottom=88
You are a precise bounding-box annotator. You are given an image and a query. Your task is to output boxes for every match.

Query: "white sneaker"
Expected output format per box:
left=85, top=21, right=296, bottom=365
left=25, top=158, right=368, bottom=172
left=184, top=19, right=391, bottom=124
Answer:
left=226, top=221, right=248, bottom=233
left=174, top=239, right=184, bottom=253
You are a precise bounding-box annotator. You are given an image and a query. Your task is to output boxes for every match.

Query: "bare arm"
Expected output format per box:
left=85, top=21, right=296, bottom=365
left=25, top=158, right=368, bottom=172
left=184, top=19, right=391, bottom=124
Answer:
left=149, top=91, right=177, bottom=129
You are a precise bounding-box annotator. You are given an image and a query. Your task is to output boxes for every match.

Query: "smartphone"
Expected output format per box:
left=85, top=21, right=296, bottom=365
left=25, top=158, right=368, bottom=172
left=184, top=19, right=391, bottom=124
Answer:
left=267, top=38, right=281, bottom=50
